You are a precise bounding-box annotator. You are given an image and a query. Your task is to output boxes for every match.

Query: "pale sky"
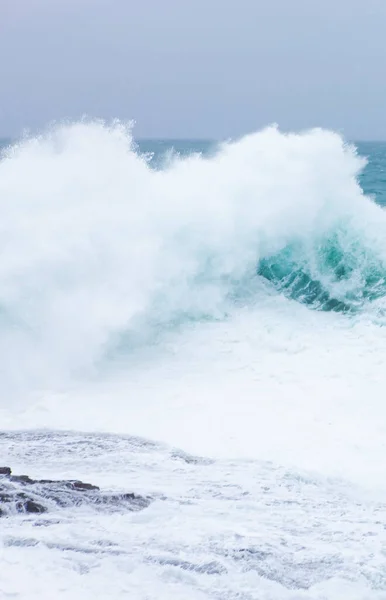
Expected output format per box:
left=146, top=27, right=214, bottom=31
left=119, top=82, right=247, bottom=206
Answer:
left=1, top=0, right=386, bottom=139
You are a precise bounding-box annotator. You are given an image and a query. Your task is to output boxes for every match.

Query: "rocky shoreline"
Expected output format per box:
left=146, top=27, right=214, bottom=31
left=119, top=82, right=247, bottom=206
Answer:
left=0, top=467, right=152, bottom=517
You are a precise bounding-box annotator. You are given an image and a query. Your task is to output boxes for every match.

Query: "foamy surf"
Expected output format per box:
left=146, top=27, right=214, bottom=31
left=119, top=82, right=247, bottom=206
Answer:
left=1, top=123, right=386, bottom=599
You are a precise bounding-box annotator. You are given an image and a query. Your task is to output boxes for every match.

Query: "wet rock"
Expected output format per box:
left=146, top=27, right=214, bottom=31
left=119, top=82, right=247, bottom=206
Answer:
left=17, top=499, right=46, bottom=514
left=10, top=475, right=35, bottom=484
left=66, top=480, right=99, bottom=491
left=0, top=468, right=152, bottom=517
left=37, top=479, right=99, bottom=491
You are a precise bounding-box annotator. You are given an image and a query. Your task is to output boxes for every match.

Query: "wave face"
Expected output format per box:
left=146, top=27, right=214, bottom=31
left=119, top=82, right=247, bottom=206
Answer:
left=257, top=225, right=386, bottom=313
left=0, top=122, right=385, bottom=395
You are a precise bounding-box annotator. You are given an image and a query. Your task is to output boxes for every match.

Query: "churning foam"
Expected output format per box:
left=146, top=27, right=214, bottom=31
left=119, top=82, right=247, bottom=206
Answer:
left=1, top=121, right=386, bottom=485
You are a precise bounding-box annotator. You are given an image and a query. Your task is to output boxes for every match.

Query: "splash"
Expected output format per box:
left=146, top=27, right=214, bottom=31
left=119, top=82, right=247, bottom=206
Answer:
left=0, top=121, right=385, bottom=395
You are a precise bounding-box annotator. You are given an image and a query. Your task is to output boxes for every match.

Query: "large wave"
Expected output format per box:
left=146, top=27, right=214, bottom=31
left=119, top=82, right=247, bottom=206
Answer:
left=0, top=121, right=385, bottom=394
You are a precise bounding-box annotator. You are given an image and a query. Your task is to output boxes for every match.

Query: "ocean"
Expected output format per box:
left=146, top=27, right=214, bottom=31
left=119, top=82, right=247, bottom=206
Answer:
left=1, top=123, right=386, bottom=599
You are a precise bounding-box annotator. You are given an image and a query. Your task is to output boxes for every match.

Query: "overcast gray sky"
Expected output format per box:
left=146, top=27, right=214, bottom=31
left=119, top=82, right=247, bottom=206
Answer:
left=1, top=0, right=386, bottom=139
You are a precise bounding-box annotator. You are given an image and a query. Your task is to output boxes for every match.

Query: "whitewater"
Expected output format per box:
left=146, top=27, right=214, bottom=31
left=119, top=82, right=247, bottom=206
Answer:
left=1, top=122, right=386, bottom=599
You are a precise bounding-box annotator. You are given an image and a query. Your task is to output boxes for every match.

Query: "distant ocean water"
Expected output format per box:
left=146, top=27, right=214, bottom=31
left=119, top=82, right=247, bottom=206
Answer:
left=2, top=124, right=386, bottom=599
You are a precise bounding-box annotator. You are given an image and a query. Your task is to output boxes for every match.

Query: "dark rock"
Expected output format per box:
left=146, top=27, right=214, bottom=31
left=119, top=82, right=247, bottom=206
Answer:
left=0, top=467, right=11, bottom=476
left=0, top=467, right=152, bottom=518
left=94, top=492, right=151, bottom=511
left=16, top=499, right=47, bottom=514
left=65, top=480, right=99, bottom=491
left=10, top=475, right=34, bottom=484
left=25, top=500, right=47, bottom=514
left=0, top=494, right=12, bottom=502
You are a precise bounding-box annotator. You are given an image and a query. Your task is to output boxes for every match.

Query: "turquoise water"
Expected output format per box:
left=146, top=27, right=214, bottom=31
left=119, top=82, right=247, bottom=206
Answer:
left=357, top=142, right=386, bottom=206
left=257, top=141, right=386, bottom=312
left=137, top=138, right=386, bottom=313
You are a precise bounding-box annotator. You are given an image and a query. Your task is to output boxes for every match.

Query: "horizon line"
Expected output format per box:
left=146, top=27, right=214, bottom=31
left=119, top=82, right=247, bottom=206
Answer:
left=1, top=135, right=386, bottom=144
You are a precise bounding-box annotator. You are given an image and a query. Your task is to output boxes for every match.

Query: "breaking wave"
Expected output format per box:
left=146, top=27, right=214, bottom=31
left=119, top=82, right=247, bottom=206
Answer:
left=0, top=121, right=385, bottom=394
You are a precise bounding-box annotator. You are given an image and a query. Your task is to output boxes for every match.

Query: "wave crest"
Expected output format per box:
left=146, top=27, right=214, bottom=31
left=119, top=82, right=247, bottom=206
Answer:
left=0, top=121, right=384, bottom=393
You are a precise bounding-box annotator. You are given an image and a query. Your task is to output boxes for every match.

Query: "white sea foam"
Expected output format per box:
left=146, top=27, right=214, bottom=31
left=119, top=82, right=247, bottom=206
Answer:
left=1, top=123, right=386, bottom=598
left=0, top=121, right=380, bottom=390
